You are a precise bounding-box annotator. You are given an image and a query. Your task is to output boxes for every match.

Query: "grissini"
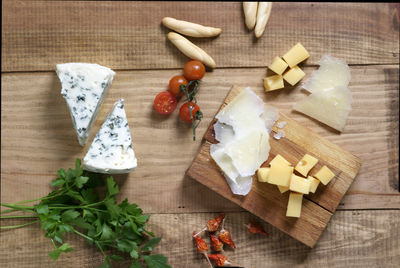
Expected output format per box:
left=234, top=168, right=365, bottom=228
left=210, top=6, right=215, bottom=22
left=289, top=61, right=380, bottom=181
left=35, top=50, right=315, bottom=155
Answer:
left=162, top=17, right=222, bottom=38
left=243, top=2, right=258, bottom=30
left=254, top=2, right=272, bottom=38
left=167, top=32, right=216, bottom=68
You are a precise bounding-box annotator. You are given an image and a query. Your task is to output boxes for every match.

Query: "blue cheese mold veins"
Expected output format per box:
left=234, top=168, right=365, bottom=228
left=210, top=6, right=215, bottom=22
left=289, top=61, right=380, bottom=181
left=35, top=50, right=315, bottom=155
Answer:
left=56, top=63, right=116, bottom=146
left=83, top=99, right=138, bottom=174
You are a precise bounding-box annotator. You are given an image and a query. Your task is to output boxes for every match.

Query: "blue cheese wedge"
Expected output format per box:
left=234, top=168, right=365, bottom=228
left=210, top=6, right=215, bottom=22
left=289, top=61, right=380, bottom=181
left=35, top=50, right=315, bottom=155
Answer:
left=83, top=99, right=137, bottom=174
left=56, top=63, right=115, bottom=146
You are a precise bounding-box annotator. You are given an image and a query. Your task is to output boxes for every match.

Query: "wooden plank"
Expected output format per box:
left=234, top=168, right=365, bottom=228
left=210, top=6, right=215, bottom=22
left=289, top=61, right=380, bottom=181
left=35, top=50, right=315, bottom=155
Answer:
left=2, top=2, right=399, bottom=72
left=1, top=66, right=399, bottom=215
left=0, top=210, right=399, bottom=267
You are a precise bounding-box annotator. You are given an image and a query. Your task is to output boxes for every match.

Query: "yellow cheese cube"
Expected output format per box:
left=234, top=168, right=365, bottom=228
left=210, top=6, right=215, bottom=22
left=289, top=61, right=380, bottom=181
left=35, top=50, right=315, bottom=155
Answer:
left=277, top=185, right=289, bottom=193
left=282, top=42, right=310, bottom=68
left=269, top=154, right=291, bottom=167
left=283, top=66, right=305, bottom=86
left=308, top=176, right=320, bottom=193
left=314, top=165, right=335, bottom=185
left=257, top=167, right=270, bottom=182
left=263, top=75, right=284, bottom=92
left=268, top=56, right=289, bottom=75
left=267, top=164, right=293, bottom=186
left=286, top=192, right=303, bottom=218
left=289, top=174, right=311, bottom=194
left=295, top=154, right=319, bottom=177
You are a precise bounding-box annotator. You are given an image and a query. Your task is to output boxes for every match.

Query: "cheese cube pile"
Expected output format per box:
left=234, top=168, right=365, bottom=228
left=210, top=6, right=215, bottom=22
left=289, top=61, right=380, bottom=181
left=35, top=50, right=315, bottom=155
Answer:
left=264, top=42, right=309, bottom=92
left=257, top=153, right=335, bottom=218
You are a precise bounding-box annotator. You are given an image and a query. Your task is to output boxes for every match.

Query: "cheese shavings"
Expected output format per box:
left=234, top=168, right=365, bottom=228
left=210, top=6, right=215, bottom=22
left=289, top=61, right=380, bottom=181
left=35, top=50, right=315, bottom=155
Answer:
left=211, top=88, right=279, bottom=195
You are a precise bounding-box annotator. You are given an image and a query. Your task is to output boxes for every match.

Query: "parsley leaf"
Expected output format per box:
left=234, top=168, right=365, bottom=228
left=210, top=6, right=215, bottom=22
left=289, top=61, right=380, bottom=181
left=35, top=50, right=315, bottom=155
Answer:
left=1, top=159, right=169, bottom=268
left=140, top=237, right=162, bottom=253
left=143, top=255, right=171, bottom=268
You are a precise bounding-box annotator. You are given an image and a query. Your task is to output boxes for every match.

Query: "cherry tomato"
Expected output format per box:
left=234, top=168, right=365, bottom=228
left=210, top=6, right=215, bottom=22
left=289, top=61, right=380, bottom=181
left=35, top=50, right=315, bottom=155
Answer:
left=183, top=60, right=206, bottom=81
left=168, top=75, right=188, bottom=97
left=179, top=102, right=201, bottom=123
left=153, top=91, right=177, bottom=115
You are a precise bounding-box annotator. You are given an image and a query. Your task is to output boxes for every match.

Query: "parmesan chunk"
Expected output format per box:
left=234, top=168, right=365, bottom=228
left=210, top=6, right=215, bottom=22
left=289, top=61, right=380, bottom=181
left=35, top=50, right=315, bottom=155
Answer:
left=293, top=86, right=352, bottom=132
left=302, top=55, right=351, bottom=94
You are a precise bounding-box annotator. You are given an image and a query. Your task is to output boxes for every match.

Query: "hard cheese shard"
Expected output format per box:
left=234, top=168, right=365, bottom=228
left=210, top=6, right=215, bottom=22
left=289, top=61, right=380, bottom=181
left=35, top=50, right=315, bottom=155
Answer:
left=83, top=99, right=137, bottom=174
left=293, top=86, right=352, bottom=132
left=294, top=55, right=352, bottom=132
left=211, top=88, right=278, bottom=195
left=56, top=63, right=115, bottom=146
left=302, top=55, right=351, bottom=94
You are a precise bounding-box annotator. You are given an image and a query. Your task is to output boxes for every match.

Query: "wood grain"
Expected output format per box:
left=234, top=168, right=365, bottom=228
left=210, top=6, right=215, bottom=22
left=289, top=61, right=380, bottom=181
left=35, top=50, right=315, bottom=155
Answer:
left=1, top=66, right=398, bottom=214
left=1, top=210, right=399, bottom=267
left=2, top=2, right=399, bottom=72
left=187, top=86, right=362, bottom=247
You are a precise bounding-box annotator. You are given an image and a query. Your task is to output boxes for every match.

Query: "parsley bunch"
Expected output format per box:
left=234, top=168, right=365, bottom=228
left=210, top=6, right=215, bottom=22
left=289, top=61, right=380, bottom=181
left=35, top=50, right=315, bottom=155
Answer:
left=0, top=159, right=171, bottom=268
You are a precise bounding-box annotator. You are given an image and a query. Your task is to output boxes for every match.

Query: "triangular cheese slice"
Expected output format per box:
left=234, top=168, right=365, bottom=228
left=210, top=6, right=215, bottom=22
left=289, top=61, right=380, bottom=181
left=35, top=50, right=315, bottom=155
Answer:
left=293, top=86, right=352, bottom=132
left=83, top=99, right=137, bottom=174
left=56, top=63, right=115, bottom=146
left=302, top=55, right=351, bottom=94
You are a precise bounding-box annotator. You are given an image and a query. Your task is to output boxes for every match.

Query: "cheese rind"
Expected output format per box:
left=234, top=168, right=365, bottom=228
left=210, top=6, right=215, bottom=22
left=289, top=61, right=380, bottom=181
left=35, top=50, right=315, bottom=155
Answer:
left=267, top=164, right=293, bottom=186
left=269, top=56, right=288, bottom=75
left=83, top=99, right=137, bottom=174
left=283, top=66, right=305, bottom=86
left=295, top=154, right=319, bottom=177
left=269, top=154, right=291, bottom=166
left=264, top=75, right=285, bottom=92
left=56, top=63, right=115, bottom=146
left=308, top=176, right=320, bottom=193
left=286, top=192, right=303, bottom=218
left=282, top=43, right=310, bottom=68
left=289, top=174, right=311, bottom=194
left=314, top=165, right=335, bottom=185
left=257, top=167, right=270, bottom=182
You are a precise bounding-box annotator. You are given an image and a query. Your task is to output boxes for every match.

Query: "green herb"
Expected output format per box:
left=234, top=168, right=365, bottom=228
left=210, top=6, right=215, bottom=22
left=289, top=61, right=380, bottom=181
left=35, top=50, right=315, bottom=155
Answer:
left=180, top=80, right=203, bottom=141
left=0, top=159, right=171, bottom=268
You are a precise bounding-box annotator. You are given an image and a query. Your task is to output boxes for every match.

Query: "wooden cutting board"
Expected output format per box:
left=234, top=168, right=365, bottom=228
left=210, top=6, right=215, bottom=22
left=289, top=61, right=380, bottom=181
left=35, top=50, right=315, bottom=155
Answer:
left=186, top=86, right=362, bottom=247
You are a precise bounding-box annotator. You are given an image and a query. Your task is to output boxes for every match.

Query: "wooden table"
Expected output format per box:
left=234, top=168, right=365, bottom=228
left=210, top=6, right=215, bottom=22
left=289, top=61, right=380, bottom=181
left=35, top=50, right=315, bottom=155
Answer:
left=1, top=2, right=399, bottom=267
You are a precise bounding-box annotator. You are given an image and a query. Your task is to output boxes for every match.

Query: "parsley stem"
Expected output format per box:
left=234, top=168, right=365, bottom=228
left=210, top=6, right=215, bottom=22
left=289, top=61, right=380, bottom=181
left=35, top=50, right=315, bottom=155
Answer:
left=95, top=241, right=107, bottom=258
left=0, top=208, right=29, bottom=214
left=0, top=215, right=38, bottom=219
left=73, top=229, right=95, bottom=242
left=0, top=220, right=40, bottom=229
left=0, top=204, right=36, bottom=214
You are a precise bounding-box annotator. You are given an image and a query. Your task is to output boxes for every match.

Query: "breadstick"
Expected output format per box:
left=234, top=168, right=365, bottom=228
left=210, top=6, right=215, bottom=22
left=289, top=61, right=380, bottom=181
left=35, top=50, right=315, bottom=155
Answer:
left=254, top=2, right=272, bottom=38
left=243, top=2, right=258, bottom=30
left=167, top=32, right=216, bottom=68
left=162, top=17, right=222, bottom=38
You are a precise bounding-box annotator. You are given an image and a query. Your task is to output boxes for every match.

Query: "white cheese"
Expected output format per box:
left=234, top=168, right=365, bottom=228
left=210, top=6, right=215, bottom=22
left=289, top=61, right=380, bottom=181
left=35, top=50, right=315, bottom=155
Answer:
left=56, top=63, right=115, bottom=146
left=224, top=174, right=253, bottom=196
left=210, top=144, right=239, bottom=181
left=83, top=99, right=137, bottom=174
left=210, top=88, right=279, bottom=196
left=226, top=129, right=270, bottom=177
left=216, top=88, right=265, bottom=136
left=213, top=122, right=235, bottom=145
left=302, top=55, right=351, bottom=94
left=293, top=86, right=352, bottom=132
